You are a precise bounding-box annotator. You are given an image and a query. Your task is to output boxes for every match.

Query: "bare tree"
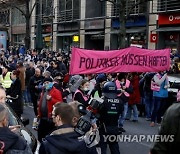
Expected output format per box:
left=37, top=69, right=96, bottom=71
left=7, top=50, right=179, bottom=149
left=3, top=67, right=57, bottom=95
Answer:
left=100, top=0, right=150, bottom=49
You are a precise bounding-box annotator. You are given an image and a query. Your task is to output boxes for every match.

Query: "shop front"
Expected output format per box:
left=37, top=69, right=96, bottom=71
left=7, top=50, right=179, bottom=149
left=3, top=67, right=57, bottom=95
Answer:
left=57, top=23, right=79, bottom=53
left=155, top=13, right=180, bottom=54
left=84, top=19, right=105, bottom=50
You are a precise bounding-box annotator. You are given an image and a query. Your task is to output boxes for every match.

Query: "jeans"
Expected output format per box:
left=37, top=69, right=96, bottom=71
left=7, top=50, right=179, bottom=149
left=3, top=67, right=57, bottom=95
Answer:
left=144, top=93, right=154, bottom=119
left=24, top=88, right=32, bottom=103
left=118, top=102, right=128, bottom=128
left=126, top=104, right=138, bottom=120
left=151, top=97, right=166, bottom=123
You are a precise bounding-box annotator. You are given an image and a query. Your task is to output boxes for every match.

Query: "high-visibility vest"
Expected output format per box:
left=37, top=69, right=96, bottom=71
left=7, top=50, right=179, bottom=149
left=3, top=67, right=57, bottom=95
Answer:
left=73, top=89, right=89, bottom=101
left=115, top=79, right=130, bottom=97
left=2, top=72, right=12, bottom=89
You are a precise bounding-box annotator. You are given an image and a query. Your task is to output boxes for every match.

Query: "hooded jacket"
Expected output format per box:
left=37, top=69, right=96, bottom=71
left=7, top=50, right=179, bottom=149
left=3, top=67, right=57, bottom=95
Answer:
left=39, top=125, right=97, bottom=154
left=0, top=127, right=32, bottom=154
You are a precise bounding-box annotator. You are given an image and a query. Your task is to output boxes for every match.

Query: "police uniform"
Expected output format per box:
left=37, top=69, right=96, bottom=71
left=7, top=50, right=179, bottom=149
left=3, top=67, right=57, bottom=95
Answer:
left=99, top=81, right=123, bottom=154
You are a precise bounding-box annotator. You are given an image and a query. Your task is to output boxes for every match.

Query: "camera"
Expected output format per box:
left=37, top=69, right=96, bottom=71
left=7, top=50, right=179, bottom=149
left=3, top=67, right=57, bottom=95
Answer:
left=74, top=98, right=102, bottom=136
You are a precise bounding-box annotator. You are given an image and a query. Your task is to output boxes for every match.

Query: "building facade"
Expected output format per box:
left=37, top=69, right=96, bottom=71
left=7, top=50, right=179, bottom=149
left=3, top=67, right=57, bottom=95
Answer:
left=1, top=0, right=180, bottom=52
left=150, top=0, right=180, bottom=54
left=30, top=0, right=149, bottom=51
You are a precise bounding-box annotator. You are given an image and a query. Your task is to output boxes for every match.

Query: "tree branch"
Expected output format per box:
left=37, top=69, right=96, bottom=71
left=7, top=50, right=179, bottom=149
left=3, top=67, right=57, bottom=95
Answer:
left=29, top=1, right=37, bottom=17
left=11, top=5, right=26, bottom=17
left=126, top=0, right=151, bottom=18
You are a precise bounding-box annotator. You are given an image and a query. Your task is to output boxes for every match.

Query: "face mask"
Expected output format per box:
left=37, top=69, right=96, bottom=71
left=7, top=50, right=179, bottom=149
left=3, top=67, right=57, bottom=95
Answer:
left=45, top=82, right=53, bottom=90
left=120, top=82, right=124, bottom=85
left=83, top=87, right=89, bottom=92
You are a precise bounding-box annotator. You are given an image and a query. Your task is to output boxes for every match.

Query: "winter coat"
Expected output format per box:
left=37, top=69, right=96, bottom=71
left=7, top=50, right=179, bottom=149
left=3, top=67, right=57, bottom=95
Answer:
left=6, top=78, right=22, bottom=114
left=39, top=125, right=97, bottom=154
left=38, top=87, right=63, bottom=118
left=29, top=75, right=44, bottom=96
left=0, top=127, right=32, bottom=154
left=128, top=75, right=141, bottom=105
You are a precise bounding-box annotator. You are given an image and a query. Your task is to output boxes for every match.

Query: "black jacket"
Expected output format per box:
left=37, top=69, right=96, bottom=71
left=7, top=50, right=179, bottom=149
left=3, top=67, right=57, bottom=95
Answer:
left=6, top=78, right=22, bottom=114
left=39, top=125, right=97, bottom=154
left=74, top=89, right=90, bottom=107
left=58, top=61, right=67, bottom=75
left=0, top=127, right=32, bottom=154
left=25, top=67, right=35, bottom=87
left=29, top=75, right=44, bottom=95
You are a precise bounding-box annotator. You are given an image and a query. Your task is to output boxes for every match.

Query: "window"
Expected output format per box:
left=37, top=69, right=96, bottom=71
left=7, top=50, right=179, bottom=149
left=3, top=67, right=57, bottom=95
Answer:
left=152, top=0, right=180, bottom=13
left=11, top=6, right=25, bottom=25
left=58, top=0, right=79, bottom=22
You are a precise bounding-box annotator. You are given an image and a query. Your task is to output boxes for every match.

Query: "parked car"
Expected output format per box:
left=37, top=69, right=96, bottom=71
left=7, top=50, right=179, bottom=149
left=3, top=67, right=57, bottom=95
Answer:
left=167, top=74, right=180, bottom=107
left=5, top=103, right=37, bottom=153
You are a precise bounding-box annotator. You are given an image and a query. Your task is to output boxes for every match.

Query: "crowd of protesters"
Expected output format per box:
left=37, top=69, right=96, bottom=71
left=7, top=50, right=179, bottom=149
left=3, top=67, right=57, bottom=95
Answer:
left=0, top=47, right=179, bottom=154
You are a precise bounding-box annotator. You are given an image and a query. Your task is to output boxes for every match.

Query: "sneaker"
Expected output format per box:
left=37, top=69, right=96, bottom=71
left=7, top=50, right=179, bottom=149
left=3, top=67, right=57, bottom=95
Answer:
left=156, top=122, right=161, bottom=126
left=146, top=118, right=151, bottom=121
left=150, top=122, right=155, bottom=127
left=119, top=127, right=126, bottom=132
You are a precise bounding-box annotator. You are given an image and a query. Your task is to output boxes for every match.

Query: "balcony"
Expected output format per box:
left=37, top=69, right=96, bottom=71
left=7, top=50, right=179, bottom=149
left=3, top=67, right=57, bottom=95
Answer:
left=151, top=0, right=180, bottom=13
left=57, top=9, right=79, bottom=23
left=106, top=0, right=147, bottom=18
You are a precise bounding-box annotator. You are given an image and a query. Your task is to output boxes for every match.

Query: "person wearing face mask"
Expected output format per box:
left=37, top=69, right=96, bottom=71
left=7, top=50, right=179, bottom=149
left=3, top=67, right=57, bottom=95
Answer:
left=0, top=104, right=33, bottom=154
left=37, top=78, right=63, bottom=142
left=73, top=79, right=91, bottom=107
left=6, top=70, right=22, bottom=118
left=53, top=74, right=70, bottom=102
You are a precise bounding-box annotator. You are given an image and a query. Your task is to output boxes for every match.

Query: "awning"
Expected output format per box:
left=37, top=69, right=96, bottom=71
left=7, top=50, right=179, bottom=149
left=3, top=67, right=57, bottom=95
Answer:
left=110, top=27, right=146, bottom=34
left=153, top=27, right=180, bottom=32
left=82, top=31, right=104, bottom=35
left=33, top=33, right=51, bottom=38
left=43, top=33, right=51, bottom=37
left=56, top=32, right=78, bottom=36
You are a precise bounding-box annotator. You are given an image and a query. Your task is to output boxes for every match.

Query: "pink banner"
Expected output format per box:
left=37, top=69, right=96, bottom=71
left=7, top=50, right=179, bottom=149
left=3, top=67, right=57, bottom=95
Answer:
left=69, top=47, right=170, bottom=75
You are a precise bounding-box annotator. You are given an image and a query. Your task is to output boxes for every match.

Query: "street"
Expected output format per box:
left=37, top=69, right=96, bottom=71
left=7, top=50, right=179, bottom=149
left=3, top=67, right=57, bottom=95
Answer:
left=23, top=105, right=159, bottom=154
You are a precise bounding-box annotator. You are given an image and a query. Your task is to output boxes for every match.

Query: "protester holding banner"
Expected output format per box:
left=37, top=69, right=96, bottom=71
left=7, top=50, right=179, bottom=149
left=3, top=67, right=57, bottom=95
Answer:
left=150, top=71, right=169, bottom=127
left=73, top=79, right=91, bottom=107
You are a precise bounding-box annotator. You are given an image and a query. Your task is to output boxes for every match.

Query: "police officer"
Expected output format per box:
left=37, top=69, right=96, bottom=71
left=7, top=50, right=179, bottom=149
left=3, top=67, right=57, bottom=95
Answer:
left=99, top=81, right=123, bottom=154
